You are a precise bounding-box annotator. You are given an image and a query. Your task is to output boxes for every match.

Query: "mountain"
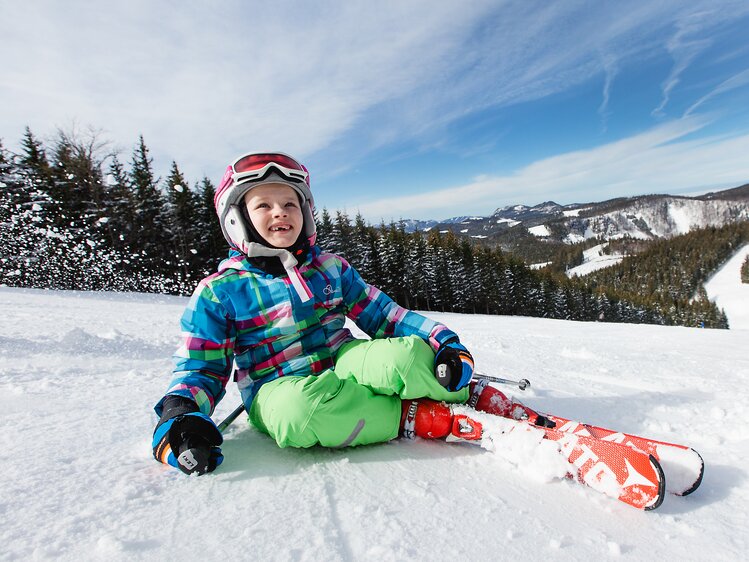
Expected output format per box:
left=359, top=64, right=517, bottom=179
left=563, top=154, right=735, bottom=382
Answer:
left=400, top=183, right=749, bottom=263
left=401, top=216, right=480, bottom=232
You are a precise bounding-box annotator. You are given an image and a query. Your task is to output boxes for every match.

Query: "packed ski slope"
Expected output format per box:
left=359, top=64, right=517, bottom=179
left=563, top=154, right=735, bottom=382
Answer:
left=1, top=281, right=747, bottom=561
left=704, top=243, right=749, bottom=330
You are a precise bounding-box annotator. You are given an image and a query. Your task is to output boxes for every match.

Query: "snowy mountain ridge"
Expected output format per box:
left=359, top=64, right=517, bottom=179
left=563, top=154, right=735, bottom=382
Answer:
left=402, top=183, right=749, bottom=244
left=564, top=195, right=749, bottom=243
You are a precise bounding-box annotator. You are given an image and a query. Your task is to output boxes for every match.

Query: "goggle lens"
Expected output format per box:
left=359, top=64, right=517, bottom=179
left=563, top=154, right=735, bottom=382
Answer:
left=233, top=153, right=306, bottom=175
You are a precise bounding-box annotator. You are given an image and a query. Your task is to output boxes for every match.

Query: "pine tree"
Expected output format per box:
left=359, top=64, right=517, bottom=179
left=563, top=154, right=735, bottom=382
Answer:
left=164, top=160, right=198, bottom=280
left=103, top=155, right=136, bottom=251
left=316, top=208, right=334, bottom=252
left=351, top=212, right=376, bottom=281
left=195, top=176, right=226, bottom=275
left=129, top=135, right=169, bottom=264
left=333, top=210, right=353, bottom=258
left=3, top=129, right=56, bottom=287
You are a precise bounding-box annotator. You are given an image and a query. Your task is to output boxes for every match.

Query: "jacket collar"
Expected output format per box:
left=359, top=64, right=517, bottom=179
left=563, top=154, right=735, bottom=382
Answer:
left=218, top=247, right=319, bottom=303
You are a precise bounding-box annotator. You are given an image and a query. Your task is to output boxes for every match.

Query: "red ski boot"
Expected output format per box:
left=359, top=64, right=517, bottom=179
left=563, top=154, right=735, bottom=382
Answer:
left=400, top=399, right=483, bottom=442
left=468, top=379, right=556, bottom=428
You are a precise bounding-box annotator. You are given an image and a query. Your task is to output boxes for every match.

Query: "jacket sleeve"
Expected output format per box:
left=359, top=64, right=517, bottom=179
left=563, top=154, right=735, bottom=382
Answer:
left=154, top=281, right=236, bottom=417
left=339, top=257, right=458, bottom=351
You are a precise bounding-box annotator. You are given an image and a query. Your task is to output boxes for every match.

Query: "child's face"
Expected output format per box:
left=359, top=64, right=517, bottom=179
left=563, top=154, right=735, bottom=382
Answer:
left=243, top=183, right=304, bottom=248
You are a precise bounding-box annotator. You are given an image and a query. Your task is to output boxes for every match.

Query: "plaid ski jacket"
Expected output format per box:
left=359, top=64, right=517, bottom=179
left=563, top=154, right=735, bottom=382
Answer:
left=155, top=246, right=458, bottom=416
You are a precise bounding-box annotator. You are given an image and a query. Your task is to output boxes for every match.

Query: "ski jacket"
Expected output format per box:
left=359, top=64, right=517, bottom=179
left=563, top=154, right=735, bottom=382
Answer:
left=155, top=246, right=459, bottom=417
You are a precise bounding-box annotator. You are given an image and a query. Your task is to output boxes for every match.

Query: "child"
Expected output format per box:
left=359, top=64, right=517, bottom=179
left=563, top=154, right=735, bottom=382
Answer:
left=152, top=152, right=477, bottom=475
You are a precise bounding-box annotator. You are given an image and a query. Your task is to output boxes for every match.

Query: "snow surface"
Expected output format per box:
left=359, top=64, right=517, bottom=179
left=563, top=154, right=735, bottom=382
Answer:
left=704, top=243, right=749, bottom=330
left=529, top=261, right=552, bottom=270
left=563, top=208, right=590, bottom=218
left=567, top=243, right=625, bottom=278
left=2, top=286, right=749, bottom=561
left=528, top=225, right=551, bottom=237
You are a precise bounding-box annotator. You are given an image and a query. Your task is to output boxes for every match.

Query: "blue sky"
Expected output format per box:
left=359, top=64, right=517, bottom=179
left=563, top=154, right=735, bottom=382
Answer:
left=2, top=1, right=749, bottom=221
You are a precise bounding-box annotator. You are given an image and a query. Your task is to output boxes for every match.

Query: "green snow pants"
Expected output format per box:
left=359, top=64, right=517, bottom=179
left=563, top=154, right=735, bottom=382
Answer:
left=248, top=336, right=469, bottom=449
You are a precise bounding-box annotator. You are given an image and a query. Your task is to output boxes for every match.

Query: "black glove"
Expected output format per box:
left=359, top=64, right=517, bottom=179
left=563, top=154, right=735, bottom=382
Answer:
left=434, top=339, right=475, bottom=391
left=152, top=395, right=224, bottom=475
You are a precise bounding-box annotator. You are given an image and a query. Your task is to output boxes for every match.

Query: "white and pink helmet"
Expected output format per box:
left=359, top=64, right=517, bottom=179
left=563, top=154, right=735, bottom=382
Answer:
left=214, top=151, right=317, bottom=254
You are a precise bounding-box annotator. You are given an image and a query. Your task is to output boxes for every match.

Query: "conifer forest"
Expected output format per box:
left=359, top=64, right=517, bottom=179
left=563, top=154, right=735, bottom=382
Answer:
left=2, top=128, right=745, bottom=329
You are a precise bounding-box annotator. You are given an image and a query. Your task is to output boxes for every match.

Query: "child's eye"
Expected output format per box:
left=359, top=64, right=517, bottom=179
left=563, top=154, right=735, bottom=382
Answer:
left=285, top=202, right=298, bottom=208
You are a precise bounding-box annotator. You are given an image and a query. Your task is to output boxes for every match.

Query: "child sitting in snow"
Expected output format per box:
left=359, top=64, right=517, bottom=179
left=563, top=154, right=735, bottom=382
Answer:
left=152, top=152, right=478, bottom=474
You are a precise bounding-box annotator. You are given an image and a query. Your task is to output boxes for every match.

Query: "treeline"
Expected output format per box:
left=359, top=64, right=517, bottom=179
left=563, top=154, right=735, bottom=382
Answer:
left=0, top=128, right=224, bottom=293
left=315, top=209, right=726, bottom=327
left=0, top=127, right=733, bottom=328
left=583, top=223, right=749, bottom=328
left=743, top=255, right=749, bottom=284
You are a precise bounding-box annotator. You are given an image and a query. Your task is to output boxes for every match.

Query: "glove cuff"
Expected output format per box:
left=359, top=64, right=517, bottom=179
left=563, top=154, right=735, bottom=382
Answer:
left=156, top=395, right=199, bottom=430
left=438, top=336, right=460, bottom=350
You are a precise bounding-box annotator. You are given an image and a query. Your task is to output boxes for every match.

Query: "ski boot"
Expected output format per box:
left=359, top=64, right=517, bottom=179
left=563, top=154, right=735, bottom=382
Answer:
left=400, top=399, right=483, bottom=442
left=468, top=379, right=556, bottom=428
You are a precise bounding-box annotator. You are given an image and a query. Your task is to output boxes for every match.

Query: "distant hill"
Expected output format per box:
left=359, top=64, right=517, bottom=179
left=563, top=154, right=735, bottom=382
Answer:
left=401, top=183, right=749, bottom=267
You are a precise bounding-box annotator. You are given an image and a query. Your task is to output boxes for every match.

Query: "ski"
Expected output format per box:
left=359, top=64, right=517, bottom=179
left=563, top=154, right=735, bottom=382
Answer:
left=448, top=406, right=666, bottom=510
left=468, top=379, right=703, bottom=497
left=539, top=413, right=704, bottom=496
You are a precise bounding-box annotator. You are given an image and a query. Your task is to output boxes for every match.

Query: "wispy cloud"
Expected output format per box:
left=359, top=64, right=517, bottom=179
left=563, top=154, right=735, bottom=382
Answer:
left=650, top=6, right=749, bottom=117
left=685, top=68, right=749, bottom=116
left=350, top=117, right=749, bottom=221
left=598, top=54, right=618, bottom=132
left=1, top=1, right=748, bottom=186
left=652, top=12, right=714, bottom=117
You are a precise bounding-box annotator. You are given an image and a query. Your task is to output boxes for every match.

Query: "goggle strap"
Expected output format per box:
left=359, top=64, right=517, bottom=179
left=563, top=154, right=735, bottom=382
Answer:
left=232, top=162, right=308, bottom=186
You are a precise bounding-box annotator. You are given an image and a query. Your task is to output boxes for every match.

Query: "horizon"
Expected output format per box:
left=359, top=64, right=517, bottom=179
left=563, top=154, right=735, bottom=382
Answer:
left=2, top=1, right=749, bottom=222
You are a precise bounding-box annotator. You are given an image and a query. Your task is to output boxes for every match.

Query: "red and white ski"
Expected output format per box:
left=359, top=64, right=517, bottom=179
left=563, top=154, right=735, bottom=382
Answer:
left=468, top=379, right=703, bottom=497
left=402, top=399, right=665, bottom=510
left=541, top=413, right=703, bottom=496
left=448, top=407, right=666, bottom=510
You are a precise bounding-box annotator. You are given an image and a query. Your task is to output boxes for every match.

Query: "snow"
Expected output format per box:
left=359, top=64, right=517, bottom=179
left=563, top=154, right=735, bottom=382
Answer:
left=567, top=243, right=625, bottom=277
left=704, top=243, right=749, bottom=330
left=528, top=225, right=551, bottom=237
left=529, top=261, right=552, bottom=270
left=563, top=208, right=590, bottom=217
left=1, top=285, right=749, bottom=560
left=496, top=218, right=521, bottom=227
left=667, top=204, right=692, bottom=235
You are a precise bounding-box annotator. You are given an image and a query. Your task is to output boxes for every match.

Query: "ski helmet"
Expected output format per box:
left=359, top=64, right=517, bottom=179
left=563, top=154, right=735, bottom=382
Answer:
left=214, top=152, right=317, bottom=255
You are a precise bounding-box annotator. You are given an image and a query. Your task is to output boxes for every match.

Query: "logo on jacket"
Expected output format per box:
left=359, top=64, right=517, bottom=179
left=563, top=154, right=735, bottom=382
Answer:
left=323, top=284, right=334, bottom=295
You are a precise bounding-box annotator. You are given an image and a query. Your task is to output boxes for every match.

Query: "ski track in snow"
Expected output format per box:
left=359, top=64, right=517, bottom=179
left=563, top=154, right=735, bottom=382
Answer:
left=1, top=285, right=748, bottom=560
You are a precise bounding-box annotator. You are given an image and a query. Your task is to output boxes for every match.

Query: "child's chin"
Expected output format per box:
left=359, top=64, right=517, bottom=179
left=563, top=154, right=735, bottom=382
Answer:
left=264, top=235, right=295, bottom=249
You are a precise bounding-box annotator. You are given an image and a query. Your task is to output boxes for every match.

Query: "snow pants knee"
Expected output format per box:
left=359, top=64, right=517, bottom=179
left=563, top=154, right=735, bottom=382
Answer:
left=248, top=336, right=469, bottom=449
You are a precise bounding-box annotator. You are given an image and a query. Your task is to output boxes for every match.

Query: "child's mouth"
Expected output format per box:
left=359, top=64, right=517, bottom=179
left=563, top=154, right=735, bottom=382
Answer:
left=270, top=225, right=292, bottom=232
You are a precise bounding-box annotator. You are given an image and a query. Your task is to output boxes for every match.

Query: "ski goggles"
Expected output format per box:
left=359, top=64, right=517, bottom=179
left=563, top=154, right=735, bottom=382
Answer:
left=230, top=152, right=309, bottom=186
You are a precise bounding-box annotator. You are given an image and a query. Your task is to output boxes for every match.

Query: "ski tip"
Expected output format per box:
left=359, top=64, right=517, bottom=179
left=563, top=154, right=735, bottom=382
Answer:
left=677, top=448, right=705, bottom=497
left=644, top=454, right=666, bottom=511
